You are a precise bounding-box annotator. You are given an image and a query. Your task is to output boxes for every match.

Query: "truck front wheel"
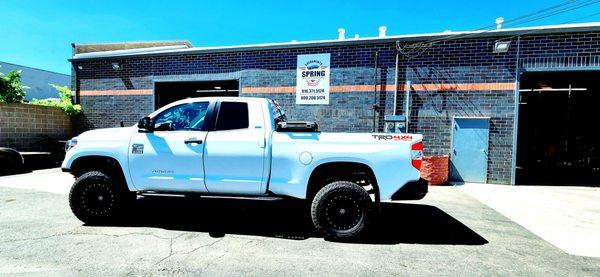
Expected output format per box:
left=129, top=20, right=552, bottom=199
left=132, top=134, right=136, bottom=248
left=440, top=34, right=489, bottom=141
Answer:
left=69, top=171, right=133, bottom=224
left=310, top=181, right=372, bottom=240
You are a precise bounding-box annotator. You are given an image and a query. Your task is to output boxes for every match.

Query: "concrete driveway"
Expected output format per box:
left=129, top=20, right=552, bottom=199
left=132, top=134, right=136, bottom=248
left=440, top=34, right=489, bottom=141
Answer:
left=1, top=169, right=599, bottom=276
left=460, top=183, right=600, bottom=258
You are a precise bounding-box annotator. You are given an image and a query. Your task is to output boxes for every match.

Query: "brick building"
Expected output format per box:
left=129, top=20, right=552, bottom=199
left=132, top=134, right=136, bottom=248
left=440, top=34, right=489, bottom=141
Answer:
left=69, top=23, right=600, bottom=185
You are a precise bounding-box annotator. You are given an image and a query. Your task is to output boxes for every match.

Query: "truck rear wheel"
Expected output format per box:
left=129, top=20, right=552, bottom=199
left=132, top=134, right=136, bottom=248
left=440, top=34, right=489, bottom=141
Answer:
left=310, top=181, right=372, bottom=240
left=69, top=171, right=133, bottom=224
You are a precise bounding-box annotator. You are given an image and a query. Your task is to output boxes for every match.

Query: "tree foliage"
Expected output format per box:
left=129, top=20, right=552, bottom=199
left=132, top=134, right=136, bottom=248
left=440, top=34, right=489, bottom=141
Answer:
left=0, top=70, right=27, bottom=103
left=30, top=84, right=82, bottom=116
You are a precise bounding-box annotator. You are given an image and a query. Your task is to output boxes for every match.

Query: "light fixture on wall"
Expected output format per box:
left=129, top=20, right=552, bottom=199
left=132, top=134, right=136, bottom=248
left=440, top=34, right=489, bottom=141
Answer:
left=112, top=63, right=121, bottom=70
left=493, top=41, right=511, bottom=53
left=77, top=65, right=83, bottom=70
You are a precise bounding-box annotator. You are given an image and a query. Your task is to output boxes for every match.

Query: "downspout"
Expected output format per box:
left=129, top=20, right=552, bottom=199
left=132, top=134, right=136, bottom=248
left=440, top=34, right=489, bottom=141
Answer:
left=510, top=35, right=521, bottom=185
left=393, top=52, right=399, bottom=115
left=71, top=43, right=79, bottom=104
left=404, top=80, right=412, bottom=126
left=372, top=51, right=380, bottom=132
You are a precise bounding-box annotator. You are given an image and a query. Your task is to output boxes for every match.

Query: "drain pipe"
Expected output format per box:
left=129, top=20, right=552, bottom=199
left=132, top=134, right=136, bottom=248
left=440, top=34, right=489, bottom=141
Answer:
left=372, top=51, right=380, bottom=133
left=404, top=80, right=411, bottom=126
left=393, top=52, right=399, bottom=115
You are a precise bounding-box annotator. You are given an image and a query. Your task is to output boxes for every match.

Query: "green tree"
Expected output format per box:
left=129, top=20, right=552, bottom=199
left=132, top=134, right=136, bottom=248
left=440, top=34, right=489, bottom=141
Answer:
left=30, top=84, right=82, bottom=116
left=0, top=70, right=27, bottom=103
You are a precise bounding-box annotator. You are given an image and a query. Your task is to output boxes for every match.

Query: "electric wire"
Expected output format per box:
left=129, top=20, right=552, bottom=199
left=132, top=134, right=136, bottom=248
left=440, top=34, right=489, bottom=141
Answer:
left=396, top=0, right=600, bottom=58
left=495, top=9, right=600, bottom=43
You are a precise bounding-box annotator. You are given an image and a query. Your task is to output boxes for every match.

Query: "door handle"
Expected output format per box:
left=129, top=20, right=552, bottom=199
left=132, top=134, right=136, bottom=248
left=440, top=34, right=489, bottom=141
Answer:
left=184, top=138, right=203, bottom=144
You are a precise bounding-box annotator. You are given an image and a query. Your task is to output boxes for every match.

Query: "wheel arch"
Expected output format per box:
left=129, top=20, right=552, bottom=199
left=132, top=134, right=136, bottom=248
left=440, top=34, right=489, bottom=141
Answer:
left=0, top=148, right=24, bottom=167
left=306, top=161, right=379, bottom=203
left=69, top=155, right=133, bottom=192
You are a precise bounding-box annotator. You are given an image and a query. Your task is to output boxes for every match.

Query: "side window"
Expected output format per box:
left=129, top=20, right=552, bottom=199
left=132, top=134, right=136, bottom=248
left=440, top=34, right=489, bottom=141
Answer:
left=153, top=102, right=209, bottom=131
left=215, top=102, right=249, bottom=131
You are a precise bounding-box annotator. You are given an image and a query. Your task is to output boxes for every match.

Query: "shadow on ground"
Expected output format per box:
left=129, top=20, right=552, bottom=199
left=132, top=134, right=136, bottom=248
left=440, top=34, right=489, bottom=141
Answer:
left=97, top=196, right=488, bottom=245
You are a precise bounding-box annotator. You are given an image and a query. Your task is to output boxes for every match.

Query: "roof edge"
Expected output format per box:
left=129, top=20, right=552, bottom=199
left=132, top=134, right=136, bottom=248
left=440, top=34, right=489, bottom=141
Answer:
left=70, top=22, right=600, bottom=62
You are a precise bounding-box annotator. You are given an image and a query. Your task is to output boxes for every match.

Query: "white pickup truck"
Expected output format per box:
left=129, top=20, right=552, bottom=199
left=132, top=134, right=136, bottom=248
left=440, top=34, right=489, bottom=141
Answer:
left=62, top=97, right=427, bottom=240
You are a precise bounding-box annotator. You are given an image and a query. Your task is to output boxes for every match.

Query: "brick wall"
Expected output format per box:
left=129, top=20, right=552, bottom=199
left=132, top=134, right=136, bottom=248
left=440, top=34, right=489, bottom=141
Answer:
left=72, top=30, right=600, bottom=184
left=0, top=103, right=72, bottom=151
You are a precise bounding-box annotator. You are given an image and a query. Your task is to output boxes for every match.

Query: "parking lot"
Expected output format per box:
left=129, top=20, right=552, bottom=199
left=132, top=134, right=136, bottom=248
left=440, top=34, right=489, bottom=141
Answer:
left=1, top=169, right=599, bottom=276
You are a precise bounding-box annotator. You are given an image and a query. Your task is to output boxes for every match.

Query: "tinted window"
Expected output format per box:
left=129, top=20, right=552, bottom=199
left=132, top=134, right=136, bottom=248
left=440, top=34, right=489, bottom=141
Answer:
left=153, top=102, right=209, bottom=131
left=215, top=102, right=249, bottom=131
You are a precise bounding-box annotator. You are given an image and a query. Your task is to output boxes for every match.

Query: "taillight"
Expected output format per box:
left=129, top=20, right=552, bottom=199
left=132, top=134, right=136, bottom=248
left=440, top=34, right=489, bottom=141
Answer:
left=411, top=141, right=423, bottom=170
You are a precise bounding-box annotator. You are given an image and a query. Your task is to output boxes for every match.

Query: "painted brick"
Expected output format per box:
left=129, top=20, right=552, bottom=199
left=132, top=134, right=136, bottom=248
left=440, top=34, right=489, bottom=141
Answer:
left=72, top=30, right=600, bottom=184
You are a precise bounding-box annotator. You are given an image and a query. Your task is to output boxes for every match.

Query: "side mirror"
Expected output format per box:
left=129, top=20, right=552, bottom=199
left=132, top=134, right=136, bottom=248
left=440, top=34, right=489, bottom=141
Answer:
left=138, top=117, right=153, bottom=132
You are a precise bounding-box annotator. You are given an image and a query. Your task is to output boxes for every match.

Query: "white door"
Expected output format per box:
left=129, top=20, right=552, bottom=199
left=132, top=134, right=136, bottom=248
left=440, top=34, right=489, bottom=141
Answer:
left=204, top=101, right=267, bottom=195
left=128, top=101, right=211, bottom=192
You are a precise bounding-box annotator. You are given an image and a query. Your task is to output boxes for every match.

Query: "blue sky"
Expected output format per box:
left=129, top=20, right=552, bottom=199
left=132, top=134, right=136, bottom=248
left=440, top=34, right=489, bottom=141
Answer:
left=1, top=0, right=599, bottom=75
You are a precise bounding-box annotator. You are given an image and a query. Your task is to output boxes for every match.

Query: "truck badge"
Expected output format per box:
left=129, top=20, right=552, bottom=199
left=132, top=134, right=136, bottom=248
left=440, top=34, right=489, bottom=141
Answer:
left=132, top=144, right=144, bottom=154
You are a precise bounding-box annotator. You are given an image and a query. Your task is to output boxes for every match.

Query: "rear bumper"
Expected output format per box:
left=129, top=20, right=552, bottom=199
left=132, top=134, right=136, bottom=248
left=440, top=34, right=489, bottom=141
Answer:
left=390, top=178, right=428, bottom=200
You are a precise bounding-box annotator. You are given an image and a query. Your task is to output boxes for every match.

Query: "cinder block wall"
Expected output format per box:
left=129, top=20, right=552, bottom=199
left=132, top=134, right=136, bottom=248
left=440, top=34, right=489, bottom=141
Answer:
left=71, top=31, right=600, bottom=184
left=0, top=103, right=72, bottom=151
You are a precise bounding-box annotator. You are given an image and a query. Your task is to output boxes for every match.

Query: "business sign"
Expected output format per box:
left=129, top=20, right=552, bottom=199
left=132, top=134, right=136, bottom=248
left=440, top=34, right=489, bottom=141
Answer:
left=296, top=53, right=330, bottom=105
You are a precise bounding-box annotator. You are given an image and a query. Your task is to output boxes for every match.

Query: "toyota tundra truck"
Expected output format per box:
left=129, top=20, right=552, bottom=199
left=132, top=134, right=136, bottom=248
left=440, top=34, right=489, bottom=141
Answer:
left=62, top=97, right=427, bottom=240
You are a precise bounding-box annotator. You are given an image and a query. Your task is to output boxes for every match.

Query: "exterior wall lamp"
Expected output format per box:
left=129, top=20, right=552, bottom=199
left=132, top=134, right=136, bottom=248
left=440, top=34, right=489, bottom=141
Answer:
left=493, top=41, right=511, bottom=53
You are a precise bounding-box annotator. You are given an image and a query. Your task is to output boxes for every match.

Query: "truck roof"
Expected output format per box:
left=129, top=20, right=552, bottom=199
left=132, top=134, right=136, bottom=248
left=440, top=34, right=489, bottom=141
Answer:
left=169, top=96, right=265, bottom=104
left=150, top=96, right=267, bottom=117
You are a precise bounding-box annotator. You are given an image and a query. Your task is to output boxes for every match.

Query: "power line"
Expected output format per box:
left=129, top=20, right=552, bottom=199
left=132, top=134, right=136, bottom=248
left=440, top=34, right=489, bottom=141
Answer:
left=504, top=0, right=600, bottom=28
left=396, top=0, right=600, bottom=58
left=496, top=9, right=600, bottom=43
left=425, top=0, right=599, bottom=45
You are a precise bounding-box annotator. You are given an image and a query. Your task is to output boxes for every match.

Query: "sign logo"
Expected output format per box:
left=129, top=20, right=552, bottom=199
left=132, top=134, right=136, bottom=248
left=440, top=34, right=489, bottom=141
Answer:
left=300, top=60, right=326, bottom=86
left=296, top=53, right=330, bottom=105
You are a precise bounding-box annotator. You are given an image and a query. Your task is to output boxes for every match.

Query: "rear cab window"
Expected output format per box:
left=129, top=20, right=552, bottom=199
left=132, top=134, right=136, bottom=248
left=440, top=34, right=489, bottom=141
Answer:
left=215, top=101, right=249, bottom=131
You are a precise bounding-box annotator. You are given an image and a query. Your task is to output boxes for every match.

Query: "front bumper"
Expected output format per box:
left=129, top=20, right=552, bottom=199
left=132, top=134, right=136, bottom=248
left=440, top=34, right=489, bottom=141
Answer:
left=390, top=178, right=428, bottom=200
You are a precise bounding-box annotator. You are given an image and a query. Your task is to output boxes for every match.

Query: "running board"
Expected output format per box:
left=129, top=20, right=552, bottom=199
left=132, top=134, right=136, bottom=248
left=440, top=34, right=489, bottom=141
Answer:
left=138, top=191, right=288, bottom=201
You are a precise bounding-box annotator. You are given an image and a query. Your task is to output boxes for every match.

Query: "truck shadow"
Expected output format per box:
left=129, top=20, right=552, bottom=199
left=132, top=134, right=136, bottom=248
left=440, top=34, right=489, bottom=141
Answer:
left=107, top=196, right=487, bottom=245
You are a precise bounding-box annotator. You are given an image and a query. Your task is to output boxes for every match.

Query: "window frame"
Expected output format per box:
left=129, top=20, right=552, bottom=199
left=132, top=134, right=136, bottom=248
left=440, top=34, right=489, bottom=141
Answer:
left=151, top=101, right=214, bottom=132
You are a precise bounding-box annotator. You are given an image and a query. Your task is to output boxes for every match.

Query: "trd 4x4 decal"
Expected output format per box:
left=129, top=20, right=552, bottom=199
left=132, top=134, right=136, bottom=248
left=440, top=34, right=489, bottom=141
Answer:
left=371, top=134, right=413, bottom=141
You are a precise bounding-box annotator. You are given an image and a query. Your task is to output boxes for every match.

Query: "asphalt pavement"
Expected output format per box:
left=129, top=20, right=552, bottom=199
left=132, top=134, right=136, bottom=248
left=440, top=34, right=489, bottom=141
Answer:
left=0, top=169, right=599, bottom=276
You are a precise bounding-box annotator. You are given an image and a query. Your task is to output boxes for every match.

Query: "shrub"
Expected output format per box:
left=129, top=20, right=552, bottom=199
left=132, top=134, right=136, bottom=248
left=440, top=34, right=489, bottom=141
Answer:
left=31, top=84, right=82, bottom=116
left=0, top=70, right=27, bottom=103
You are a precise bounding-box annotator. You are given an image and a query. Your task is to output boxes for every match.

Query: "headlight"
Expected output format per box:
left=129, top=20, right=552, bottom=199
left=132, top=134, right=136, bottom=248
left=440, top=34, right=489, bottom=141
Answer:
left=65, top=138, right=78, bottom=152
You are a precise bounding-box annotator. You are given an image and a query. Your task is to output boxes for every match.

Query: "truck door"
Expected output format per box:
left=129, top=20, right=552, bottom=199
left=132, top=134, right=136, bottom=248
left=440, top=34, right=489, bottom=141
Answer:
left=204, top=101, right=267, bottom=195
left=128, top=101, right=211, bottom=192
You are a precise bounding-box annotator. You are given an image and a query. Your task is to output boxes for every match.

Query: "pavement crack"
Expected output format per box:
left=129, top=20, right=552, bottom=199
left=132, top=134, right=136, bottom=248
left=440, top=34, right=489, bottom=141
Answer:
left=0, top=232, right=75, bottom=244
left=180, top=238, right=224, bottom=256
left=155, top=234, right=186, bottom=265
left=0, top=231, right=179, bottom=245
left=201, top=252, right=227, bottom=273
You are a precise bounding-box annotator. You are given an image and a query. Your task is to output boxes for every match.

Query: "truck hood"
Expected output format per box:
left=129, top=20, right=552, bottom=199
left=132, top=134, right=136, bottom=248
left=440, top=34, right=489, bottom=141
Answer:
left=76, top=126, right=136, bottom=141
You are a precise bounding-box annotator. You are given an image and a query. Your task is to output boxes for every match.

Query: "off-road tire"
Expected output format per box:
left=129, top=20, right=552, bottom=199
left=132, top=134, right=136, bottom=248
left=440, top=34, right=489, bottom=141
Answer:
left=69, top=171, right=132, bottom=224
left=311, top=181, right=372, bottom=240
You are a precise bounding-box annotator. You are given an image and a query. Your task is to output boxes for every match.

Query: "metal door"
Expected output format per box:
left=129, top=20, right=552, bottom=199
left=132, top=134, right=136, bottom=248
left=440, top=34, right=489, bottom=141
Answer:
left=450, top=117, right=490, bottom=183
left=203, top=101, right=267, bottom=195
